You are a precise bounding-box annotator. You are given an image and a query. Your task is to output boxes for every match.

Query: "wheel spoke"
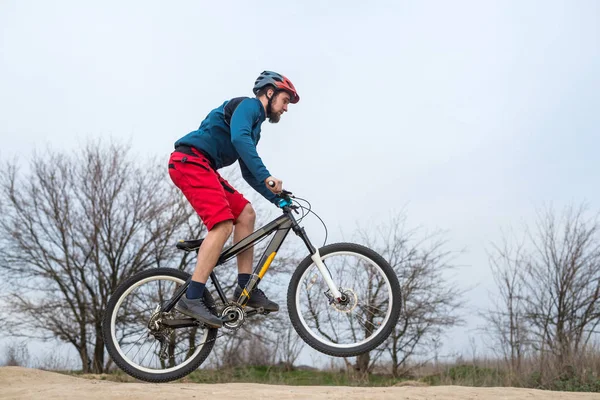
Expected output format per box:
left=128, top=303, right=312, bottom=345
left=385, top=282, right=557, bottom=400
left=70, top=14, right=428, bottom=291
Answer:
left=124, top=332, right=150, bottom=357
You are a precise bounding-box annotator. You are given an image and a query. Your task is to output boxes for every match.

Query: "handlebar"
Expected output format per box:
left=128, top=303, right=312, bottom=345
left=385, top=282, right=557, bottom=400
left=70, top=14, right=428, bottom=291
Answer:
left=268, top=180, right=295, bottom=210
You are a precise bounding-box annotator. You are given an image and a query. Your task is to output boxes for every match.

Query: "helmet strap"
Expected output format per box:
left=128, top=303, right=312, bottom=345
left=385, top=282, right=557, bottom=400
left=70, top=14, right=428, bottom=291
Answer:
left=266, top=90, right=276, bottom=117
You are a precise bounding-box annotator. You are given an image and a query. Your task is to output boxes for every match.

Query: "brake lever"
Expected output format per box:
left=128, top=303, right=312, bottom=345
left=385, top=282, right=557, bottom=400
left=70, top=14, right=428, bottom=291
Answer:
left=267, top=181, right=294, bottom=197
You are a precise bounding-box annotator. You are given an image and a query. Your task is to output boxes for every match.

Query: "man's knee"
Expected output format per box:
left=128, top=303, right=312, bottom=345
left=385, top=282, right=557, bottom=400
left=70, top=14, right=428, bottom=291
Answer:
left=238, top=204, right=256, bottom=226
left=212, top=219, right=234, bottom=237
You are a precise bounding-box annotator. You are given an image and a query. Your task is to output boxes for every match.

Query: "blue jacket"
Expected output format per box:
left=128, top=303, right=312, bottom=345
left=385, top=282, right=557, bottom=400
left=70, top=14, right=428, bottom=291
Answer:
left=175, top=97, right=278, bottom=204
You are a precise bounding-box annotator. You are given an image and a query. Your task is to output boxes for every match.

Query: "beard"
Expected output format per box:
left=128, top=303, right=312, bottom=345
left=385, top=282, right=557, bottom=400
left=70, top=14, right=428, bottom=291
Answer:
left=268, top=110, right=281, bottom=123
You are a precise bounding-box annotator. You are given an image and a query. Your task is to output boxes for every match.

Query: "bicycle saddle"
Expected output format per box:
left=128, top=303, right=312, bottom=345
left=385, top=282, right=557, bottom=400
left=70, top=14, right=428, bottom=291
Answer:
left=176, top=238, right=204, bottom=251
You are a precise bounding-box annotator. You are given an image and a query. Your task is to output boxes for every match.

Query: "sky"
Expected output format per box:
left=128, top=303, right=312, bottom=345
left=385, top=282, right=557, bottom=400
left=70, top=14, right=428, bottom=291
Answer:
left=1, top=0, right=599, bottom=366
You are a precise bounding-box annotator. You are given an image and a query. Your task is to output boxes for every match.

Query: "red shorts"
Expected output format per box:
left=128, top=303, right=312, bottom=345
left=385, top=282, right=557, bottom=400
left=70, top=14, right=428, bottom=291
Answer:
left=168, top=148, right=249, bottom=231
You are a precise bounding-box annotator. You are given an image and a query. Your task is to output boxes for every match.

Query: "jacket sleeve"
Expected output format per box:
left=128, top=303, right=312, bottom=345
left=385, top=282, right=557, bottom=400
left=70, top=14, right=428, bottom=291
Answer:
left=230, top=99, right=271, bottom=183
left=239, top=159, right=279, bottom=205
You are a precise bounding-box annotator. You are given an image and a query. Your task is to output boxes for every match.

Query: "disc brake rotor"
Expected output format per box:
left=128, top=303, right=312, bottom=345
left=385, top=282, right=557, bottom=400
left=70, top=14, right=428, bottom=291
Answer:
left=331, top=288, right=358, bottom=313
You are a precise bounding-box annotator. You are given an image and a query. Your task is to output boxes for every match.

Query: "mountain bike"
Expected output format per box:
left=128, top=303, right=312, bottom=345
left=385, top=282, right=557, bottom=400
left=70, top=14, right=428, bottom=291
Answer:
left=102, top=189, right=402, bottom=382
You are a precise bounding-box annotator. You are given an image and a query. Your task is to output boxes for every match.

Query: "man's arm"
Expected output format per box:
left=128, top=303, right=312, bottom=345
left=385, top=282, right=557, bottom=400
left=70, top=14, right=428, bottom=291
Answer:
left=230, top=99, right=271, bottom=184
left=239, top=159, right=279, bottom=205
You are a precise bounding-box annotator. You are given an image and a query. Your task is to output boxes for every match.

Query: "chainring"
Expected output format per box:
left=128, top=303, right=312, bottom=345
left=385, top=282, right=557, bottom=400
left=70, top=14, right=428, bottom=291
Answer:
left=221, top=304, right=246, bottom=331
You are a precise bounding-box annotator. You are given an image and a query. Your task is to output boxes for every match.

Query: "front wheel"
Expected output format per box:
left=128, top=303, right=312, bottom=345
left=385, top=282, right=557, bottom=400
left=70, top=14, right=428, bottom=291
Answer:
left=287, top=243, right=401, bottom=357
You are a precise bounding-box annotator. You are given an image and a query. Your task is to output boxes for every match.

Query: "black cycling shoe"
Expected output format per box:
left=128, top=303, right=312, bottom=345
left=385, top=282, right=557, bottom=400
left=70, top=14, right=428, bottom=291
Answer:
left=175, top=296, right=223, bottom=328
left=233, top=285, right=279, bottom=312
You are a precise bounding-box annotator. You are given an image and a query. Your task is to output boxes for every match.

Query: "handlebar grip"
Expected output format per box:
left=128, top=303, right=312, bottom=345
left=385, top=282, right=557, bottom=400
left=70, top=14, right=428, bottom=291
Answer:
left=268, top=180, right=275, bottom=188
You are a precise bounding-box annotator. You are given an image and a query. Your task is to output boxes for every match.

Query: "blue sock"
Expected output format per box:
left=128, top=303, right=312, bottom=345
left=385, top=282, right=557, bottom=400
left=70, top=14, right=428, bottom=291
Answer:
left=238, top=273, right=251, bottom=288
left=186, top=280, right=206, bottom=299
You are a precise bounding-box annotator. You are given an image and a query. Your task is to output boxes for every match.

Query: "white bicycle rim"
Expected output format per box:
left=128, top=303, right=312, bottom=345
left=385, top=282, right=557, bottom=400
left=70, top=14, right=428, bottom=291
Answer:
left=110, top=275, right=209, bottom=374
left=295, top=251, right=394, bottom=349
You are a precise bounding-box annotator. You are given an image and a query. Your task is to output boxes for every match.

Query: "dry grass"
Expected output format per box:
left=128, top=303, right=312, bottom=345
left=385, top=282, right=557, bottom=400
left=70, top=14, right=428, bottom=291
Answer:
left=407, top=350, right=600, bottom=392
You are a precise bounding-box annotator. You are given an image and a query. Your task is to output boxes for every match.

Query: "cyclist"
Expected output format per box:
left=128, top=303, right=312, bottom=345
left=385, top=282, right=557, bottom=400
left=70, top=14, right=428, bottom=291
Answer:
left=168, top=71, right=300, bottom=327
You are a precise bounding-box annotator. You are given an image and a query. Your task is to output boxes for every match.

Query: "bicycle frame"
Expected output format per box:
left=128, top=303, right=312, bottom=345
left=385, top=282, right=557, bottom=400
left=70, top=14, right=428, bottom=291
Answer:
left=160, top=208, right=343, bottom=317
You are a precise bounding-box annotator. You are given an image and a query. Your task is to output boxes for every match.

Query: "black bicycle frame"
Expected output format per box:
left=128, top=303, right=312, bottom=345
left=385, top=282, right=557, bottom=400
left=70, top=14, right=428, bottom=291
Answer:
left=160, top=209, right=316, bottom=315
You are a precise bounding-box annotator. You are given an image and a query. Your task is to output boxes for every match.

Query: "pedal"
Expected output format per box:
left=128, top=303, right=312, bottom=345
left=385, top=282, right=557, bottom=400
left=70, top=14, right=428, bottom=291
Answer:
left=252, top=307, right=271, bottom=315
left=245, top=307, right=267, bottom=317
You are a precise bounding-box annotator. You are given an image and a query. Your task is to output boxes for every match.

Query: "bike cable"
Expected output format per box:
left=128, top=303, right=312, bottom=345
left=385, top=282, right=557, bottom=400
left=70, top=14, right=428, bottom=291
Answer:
left=293, top=196, right=328, bottom=247
left=291, top=197, right=337, bottom=283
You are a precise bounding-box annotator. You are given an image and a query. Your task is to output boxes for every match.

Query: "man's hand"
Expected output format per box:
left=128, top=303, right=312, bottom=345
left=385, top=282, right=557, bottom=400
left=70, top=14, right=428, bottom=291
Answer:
left=265, top=176, right=283, bottom=194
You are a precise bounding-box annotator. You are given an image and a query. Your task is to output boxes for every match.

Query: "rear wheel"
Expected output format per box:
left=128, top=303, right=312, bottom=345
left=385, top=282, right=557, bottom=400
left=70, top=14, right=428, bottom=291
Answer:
left=287, top=243, right=401, bottom=357
left=102, top=268, right=218, bottom=382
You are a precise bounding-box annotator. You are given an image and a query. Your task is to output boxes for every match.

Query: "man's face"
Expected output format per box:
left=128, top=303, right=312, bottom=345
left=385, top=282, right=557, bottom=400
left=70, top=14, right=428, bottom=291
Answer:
left=268, top=91, right=291, bottom=123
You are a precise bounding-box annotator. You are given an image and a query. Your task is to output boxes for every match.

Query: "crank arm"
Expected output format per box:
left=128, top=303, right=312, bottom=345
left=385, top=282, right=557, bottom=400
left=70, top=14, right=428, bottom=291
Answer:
left=161, top=318, right=200, bottom=328
left=245, top=307, right=269, bottom=317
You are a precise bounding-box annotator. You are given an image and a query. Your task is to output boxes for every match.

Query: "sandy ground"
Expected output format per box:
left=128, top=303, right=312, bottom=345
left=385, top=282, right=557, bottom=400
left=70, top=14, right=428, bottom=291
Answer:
left=1, top=367, right=599, bottom=400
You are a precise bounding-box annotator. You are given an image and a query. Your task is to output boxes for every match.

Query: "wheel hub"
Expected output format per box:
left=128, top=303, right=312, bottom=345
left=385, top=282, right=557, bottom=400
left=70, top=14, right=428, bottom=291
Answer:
left=146, top=306, right=176, bottom=360
left=330, top=288, right=358, bottom=313
left=147, top=305, right=164, bottom=332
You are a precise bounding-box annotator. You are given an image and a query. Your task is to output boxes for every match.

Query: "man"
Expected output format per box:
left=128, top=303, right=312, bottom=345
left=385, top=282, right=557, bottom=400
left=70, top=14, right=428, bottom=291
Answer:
left=168, top=71, right=300, bottom=328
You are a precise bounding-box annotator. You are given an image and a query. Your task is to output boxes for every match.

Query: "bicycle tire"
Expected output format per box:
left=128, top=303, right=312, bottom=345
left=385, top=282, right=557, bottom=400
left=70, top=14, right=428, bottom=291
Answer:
left=287, top=242, right=401, bottom=357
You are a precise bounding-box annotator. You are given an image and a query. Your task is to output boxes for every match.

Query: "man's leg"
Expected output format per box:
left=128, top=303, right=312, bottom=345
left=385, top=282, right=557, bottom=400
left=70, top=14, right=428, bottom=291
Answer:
left=168, top=151, right=235, bottom=327
left=231, top=205, right=279, bottom=312
left=216, top=177, right=255, bottom=288
left=175, top=220, right=233, bottom=328
left=192, top=220, right=234, bottom=283
left=216, top=175, right=279, bottom=312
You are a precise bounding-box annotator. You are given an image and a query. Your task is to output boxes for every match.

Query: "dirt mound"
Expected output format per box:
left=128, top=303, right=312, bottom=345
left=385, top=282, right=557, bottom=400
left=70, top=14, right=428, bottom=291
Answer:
left=1, top=367, right=598, bottom=400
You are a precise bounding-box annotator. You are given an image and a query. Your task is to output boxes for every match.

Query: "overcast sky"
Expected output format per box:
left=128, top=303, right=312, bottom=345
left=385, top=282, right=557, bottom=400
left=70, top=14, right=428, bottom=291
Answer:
left=1, top=0, right=599, bottom=364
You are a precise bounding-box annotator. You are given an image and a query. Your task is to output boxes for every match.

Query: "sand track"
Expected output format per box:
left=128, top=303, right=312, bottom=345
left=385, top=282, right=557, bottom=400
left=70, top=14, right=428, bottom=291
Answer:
left=1, top=367, right=598, bottom=400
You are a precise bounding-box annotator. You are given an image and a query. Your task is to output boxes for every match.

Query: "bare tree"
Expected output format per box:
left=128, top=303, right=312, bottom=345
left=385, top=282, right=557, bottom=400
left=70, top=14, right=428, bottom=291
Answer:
left=1, top=341, right=30, bottom=367
left=353, top=213, right=464, bottom=377
left=485, top=204, right=600, bottom=383
left=275, top=326, right=304, bottom=370
left=482, top=232, right=530, bottom=376
left=0, top=140, right=193, bottom=373
left=523, top=204, right=600, bottom=375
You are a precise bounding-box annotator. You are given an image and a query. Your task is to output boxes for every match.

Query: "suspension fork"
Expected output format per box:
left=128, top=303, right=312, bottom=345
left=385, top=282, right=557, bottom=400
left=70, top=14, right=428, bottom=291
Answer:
left=289, top=211, right=344, bottom=302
